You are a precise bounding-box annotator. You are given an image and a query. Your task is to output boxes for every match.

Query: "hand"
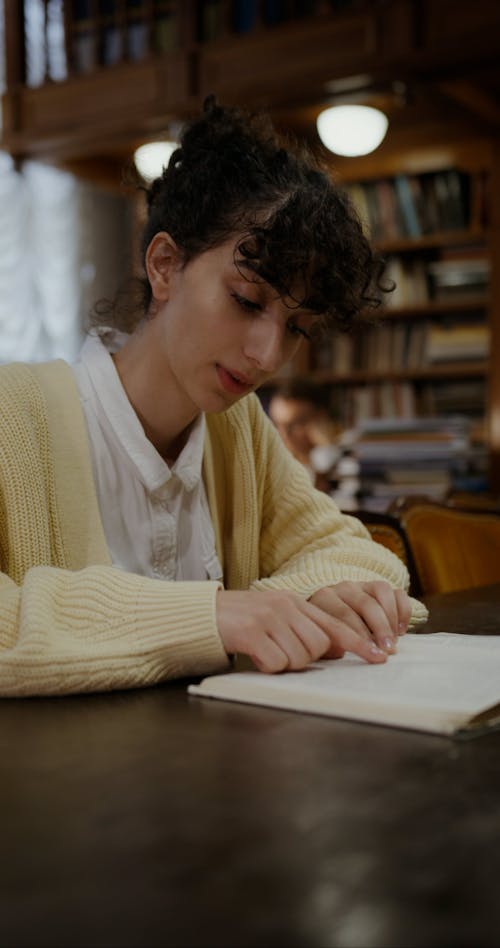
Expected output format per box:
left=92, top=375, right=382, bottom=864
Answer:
left=216, top=582, right=410, bottom=675
left=309, top=581, right=412, bottom=660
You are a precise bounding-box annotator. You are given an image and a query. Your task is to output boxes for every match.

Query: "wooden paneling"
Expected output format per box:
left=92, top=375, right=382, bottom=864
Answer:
left=2, top=53, right=193, bottom=159
left=198, top=2, right=419, bottom=107
left=199, top=13, right=379, bottom=105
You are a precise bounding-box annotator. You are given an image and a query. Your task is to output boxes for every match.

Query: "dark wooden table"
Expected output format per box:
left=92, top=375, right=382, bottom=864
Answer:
left=2, top=585, right=500, bottom=948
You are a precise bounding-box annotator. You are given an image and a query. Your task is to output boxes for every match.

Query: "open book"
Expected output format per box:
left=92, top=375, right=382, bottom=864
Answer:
left=188, top=633, right=500, bottom=737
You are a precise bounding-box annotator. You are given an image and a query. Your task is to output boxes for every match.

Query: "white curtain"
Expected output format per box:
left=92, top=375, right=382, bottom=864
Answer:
left=0, top=157, right=81, bottom=362
left=0, top=156, right=132, bottom=364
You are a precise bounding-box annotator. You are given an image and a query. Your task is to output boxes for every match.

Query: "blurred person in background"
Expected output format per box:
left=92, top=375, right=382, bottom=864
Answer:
left=268, top=378, right=342, bottom=491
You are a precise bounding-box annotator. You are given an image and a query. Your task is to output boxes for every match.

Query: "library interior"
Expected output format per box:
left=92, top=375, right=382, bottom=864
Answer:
left=3, top=6, right=500, bottom=948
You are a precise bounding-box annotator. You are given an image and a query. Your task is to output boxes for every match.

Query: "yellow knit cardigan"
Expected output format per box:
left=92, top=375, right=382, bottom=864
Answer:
left=0, top=360, right=427, bottom=696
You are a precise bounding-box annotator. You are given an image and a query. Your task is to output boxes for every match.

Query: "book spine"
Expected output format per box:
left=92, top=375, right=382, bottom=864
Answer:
left=394, top=175, right=422, bottom=238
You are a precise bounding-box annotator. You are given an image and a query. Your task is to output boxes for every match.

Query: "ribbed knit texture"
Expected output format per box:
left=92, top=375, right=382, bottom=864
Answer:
left=205, top=395, right=428, bottom=629
left=0, top=363, right=427, bottom=697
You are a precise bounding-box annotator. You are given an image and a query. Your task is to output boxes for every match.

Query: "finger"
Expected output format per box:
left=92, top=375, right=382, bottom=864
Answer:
left=394, top=588, right=412, bottom=635
left=249, top=631, right=291, bottom=674
left=300, top=599, right=388, bottom=665
left=366, top=584, right=412, bottom=637
left=323, top=641, right=346, bottom=660
left=290, top=615, right=331, bottom=663
left=309, top=586, right=377, bottom=643
left=325, top=617, right=388, bottom=664
left=315, top=582, right=397, bottom=653
left=334, top=583, right=398, bottom=653
left=364, top=581, right=400, bottom=637
left=271, top=616, right=330, bottom=670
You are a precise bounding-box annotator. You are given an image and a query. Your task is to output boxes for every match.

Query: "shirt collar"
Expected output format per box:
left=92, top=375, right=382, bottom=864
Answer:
left=78, top=330, right=205, bottom=494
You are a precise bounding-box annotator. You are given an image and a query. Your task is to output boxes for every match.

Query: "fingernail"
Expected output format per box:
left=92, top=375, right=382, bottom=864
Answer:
left=369, top=643, right=385, bottom=657
left=398, top=621, right=407, bottom=635
left=383, top=636, right=396, bottom=652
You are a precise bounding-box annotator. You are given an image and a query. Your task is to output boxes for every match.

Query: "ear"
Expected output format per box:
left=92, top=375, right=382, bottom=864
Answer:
left=145, top=232, right=182, bottom=303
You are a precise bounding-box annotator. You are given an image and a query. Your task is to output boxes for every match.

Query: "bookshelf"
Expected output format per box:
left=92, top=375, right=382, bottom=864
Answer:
left=277, top=143, right=495, bottom=504
left=281, top=151, right=492, bottom=397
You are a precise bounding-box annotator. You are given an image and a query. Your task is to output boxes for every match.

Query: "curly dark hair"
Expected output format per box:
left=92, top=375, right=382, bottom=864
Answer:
left=96, top=96, right=390, bottom=332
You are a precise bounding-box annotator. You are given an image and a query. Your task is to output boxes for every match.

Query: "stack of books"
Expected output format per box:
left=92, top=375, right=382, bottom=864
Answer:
left=348, top=416, right=486, bottom=512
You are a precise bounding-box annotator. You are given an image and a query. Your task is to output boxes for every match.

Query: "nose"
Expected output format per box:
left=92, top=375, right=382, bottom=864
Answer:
left=243, top=315, right=287, bottom=374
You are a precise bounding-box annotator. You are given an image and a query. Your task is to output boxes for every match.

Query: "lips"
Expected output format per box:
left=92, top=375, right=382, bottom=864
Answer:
left=216, top=364, right=254, bottom=395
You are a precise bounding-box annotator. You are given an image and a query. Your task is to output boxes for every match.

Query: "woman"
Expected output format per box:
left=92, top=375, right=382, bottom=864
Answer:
left=0, top=98, right=427, bottom=696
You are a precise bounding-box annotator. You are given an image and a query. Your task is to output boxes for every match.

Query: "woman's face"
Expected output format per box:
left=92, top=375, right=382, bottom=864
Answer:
left=145, top=234, right=320, bottom=418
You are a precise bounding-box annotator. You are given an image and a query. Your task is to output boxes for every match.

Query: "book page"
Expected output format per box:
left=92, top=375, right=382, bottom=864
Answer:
left=188, top=633, right=500, bottom=736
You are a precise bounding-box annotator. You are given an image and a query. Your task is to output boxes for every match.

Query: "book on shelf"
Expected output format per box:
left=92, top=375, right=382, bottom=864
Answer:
left=383, top=256, right=429, bottom=308
left=198, top=0, right=224, bottom=40
left=125, top=0, right=149, bottom=60
left=153, top=0, right=180, bottom=52
left=432, top=170, right=470, bottom=231
left=345, top=169, right=472, bottom=242
left=337, top=382, right=417, bottom=425
left=21, top=0, right=69, bottom=84
left=328, top=331, right=353, bottom=374
left=406, top=322, right=427, bottom=370
left=98, top=0, right=124, bottom=66
left=346, top=181, right=371, bottom=233
left=46, top=0, right=68, bottom=81
left=394, top=175, right=422, bottom=238
left=373, top=179, right=403, bottom=240
left=425, top=323, right=490, bottom=363
left=189, top=633, right=500, bottom=738
left=427, top=257, right=490, bottom=301
left=322, top=316, right=489, bottom=375
left=72, top=1, right=99, bottom=74
left=363, top=180, right=383, bottom=240
left=422, top=379, right=486, bottom=417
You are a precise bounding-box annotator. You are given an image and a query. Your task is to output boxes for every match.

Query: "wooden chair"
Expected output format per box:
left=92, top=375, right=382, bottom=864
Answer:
left=354, top=509, right=421, bottom=595
left=445, top=489, right=500, bottom=513
left=387, top=497, right=500, bottom=595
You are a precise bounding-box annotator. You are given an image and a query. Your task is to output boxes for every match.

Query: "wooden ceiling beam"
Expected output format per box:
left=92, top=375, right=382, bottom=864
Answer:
left=438, top=79, right=500, bottom=127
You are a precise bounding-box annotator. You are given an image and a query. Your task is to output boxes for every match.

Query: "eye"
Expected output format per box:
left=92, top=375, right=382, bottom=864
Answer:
left=231, top=291, right=261, bottom=313
left=286, top=319, right=311, bottom=341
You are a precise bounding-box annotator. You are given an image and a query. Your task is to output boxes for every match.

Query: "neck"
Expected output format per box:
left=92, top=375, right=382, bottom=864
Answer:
left=112, top=324, right=199, bottom=462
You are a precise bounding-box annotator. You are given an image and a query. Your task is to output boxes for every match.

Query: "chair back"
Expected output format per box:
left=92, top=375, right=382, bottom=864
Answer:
left=388, top=498, right=500, bottom=595
left=354, top=509, right=420, bottom=595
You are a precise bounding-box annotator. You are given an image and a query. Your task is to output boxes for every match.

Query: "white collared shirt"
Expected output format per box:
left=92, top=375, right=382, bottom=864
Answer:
left=72, top=331, right=223, bottom=582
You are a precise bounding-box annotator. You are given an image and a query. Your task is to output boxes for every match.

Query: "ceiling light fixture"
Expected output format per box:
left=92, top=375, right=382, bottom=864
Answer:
left=316, top=104, right=389, bottom=157
left=134, top=140, right=178, bottom=182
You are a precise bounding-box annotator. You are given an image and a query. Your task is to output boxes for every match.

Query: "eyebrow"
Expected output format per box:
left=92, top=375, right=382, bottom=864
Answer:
left=232, top=256, right=323, bottom=324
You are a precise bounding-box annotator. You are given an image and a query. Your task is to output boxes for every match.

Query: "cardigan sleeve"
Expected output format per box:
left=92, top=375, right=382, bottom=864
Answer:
left=247, top=401, right=428, bottom=629
left=0, top=566, right=229, bottom=697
